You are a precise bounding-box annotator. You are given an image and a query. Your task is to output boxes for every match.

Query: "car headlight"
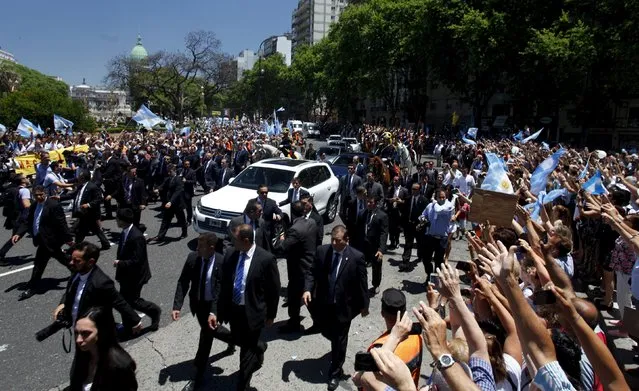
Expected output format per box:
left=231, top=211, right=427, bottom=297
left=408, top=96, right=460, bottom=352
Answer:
left=196, top=199, right=202, bottom=212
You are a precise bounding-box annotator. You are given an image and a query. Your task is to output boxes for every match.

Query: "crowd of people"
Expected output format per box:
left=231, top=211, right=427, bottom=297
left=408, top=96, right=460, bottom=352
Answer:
left=0, top=122, right=637, bottom=391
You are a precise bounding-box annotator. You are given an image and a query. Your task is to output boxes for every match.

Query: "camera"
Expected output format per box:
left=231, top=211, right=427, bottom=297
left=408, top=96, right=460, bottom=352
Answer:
left=35, top=312, right=71, bottom=342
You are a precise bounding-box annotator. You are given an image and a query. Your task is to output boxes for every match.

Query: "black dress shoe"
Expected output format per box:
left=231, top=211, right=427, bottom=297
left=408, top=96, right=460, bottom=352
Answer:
left=224, top=344, right=236, bottom=355
left=181, top=380, right=198, bottom=391
left=19, top=289, right=35, bottom=301
left=279, top=323, right=303, bottom=334
left=101, top=244, right=111, bottom=251
left=327, top=377, right=340, bottom=391
left=0, top=257, right=10, bottom=267
left=304, top=325, right=321, bottom=335
left=146, top=236, right=158, bottom=243
left=180, top=231, right=188, bottom=238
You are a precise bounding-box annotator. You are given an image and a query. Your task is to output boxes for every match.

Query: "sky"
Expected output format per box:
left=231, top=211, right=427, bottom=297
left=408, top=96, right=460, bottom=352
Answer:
left=0, top=0, right=299, bottom=86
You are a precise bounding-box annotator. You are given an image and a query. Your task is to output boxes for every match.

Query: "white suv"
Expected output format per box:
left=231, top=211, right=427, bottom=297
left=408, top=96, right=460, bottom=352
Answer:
left=193, top=158, right=340, bottom=237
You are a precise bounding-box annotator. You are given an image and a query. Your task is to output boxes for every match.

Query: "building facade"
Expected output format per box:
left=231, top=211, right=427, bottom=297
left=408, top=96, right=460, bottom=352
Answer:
left=0, top=48, right=17, bottom=63
left=70, top=79, right=133, bottom=121
left=262, top=35, right=292, bottom=66
left=235, top=49, right=257, bottom=81
left=291, top=0, right=349, bottom=51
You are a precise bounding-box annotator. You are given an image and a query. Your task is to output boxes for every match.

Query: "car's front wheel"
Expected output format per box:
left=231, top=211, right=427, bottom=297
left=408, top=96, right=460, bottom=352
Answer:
left=324, top=194, right=338, bottom=223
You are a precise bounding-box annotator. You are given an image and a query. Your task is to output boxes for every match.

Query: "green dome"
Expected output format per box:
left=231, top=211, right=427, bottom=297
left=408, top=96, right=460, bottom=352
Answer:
left=130, top=34, right=148, bottom=60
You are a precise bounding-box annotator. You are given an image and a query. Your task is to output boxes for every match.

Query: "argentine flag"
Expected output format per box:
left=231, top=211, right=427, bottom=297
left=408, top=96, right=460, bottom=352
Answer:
left=181, top=126, right=191, bottom=137
left=541, top=142, right=550, bottom=151
left=17, top=118, right=40, bottom=138
left=53, top=114, right=74, bottom=134
left=0, top=123, right=6, bottom=136
left=461, top=136, right=476, bottom=145
left=521, top=128, right=544, bottom=144
left=481, top=153, right=514, bottom=194
left=530, top=148, right=565, bottom=195
left=582, top=170, right=608, bottom=195
left=467, top=127, right=478, bottom=139
left=165, top=120, right=175, bottom=133
left=579, top=159, right=589, bottom=180
left=132, top=105, right=165, bottom=130
left=513, top=131, right=524, bottom=141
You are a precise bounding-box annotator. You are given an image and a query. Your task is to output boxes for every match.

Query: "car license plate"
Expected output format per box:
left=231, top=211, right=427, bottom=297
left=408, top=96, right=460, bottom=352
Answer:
left=206, top=218, right=224, bottom=228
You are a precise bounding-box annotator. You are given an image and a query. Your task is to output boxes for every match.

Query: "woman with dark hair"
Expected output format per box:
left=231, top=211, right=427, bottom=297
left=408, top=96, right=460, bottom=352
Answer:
left=70, top=306, right=138, bottom=391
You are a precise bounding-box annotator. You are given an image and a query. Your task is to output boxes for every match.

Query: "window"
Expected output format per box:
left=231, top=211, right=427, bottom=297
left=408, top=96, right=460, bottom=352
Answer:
left=318, top=166, right=332, bottom=182
left=297, top=168, right=314, bottom=189
left=230, top=166, right=295, bottom=193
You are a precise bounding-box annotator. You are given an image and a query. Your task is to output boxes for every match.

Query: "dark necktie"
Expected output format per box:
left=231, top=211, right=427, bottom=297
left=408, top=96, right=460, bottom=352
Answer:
left=200, top=257, right=212, bottom=301
left=328, top=252, right=340, bottom=301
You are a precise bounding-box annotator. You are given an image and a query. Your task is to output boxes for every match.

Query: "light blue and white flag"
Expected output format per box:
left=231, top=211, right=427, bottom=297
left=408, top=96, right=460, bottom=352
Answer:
left=481, top=152, right=514, bottom=194
left=541, top=142, right=550, bottom=151
left=0, top=123, right=6, bottom=136
left=273, top=110, right=282, bottom=135
left=461, top=136, right=476, bottom=145
left=165, top=120, right=175, bottom=133
left=513, top=131, right=524, bottom=141
left=530, top=148, right=565, bottom=195
left=521, top=128, right=544, bottom=144
left=132, top=105, right=165, bottom=130
left=180, top=126, right=191, bottom=137
left=467, top=127, right=478, bottom=139
left=53, top=114, right=74, bottom=134
left=579, top=158, right=589, bottom=180
left=17, top=118, right=39, bottom=138
left=582, top=170, right=608, bottom=195
left=276, top=107, right=285, bottom=112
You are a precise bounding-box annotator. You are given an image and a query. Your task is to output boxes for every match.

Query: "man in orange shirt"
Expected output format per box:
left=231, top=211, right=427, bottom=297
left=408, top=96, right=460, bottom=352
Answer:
left=366, top=288, right=423, bottom=389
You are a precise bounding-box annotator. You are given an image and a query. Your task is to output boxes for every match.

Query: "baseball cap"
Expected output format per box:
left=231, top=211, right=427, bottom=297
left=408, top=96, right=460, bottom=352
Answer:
left=381, top=288, right=406, bottom=314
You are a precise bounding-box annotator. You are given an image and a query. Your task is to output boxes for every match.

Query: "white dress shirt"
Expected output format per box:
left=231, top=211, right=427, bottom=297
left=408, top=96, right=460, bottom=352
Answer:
left=72, top=272, right=91, bottom=324
left=33, top=202, right=44, bottom=236
left=75, top=183, right=88, bottom=211
left=235, top=243, right=256, bottom=305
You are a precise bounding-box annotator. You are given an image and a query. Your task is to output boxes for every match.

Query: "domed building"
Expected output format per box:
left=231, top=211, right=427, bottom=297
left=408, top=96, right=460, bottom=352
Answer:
left=130, top=34, right=148, bottom=61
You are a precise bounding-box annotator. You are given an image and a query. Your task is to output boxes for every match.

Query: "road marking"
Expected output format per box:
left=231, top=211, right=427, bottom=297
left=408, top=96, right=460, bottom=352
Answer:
left=0, top=265, right=34, bottom=278
left=0, top=344, right=8, bottom=352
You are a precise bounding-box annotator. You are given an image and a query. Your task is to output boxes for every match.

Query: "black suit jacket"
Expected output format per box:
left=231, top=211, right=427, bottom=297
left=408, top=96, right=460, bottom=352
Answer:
left=160, top=175, right=185, bottom=209
left=259, top=197, right=282, bottom=224
left=274, top=217, right=317, bottom=271
left=403, top=194, right=428, bottom=224
left=115, top=225, right=151, bottom=287
left=203, top=159, right=218, bottom=187
left=359, top=208, right=389, bottom=253
left=340, top=174, right=362, bottom=200
left=224, top=214, right=271, bottom=252
left=71, top=181, right=103, bottom=220
left=16, top=198, right=72, bottom=251
left=278, top=187, right=310, bottom=207
left=179, top=167, right=197, bottom=196
left=60, top=266, right=141, bottom=327
left=111, top=176, right=146, bottom=209
left=305, top=244, right=369, bottom=323
left=385, top=185, right=409, bottom=214
left=213, top=246, right=281, bottom=331
left=173, top=251, right=224, bottom=315
left=216, top=167, right=233, bottom=189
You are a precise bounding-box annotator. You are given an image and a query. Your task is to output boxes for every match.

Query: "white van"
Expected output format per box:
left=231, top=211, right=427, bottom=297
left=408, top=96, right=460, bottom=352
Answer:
left=303, top=122, right=319, bottom=138
left=287, top=120, right=303, bottom=134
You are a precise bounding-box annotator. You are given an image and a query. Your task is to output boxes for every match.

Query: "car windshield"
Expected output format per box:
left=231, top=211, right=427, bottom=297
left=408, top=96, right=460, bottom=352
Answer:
left=343, top=138, right=357, bottom=143
left=332, top=155, right=353, bottom=165
left=319, top=147, right=341, bottom=156
left=328, top=136, right=341, bottom=140
left=230, top=166, right=295, bottom=193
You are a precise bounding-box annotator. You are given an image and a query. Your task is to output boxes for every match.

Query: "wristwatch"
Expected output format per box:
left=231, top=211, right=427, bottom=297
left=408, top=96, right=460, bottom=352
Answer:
left=431, top=353, right=455, bottom=371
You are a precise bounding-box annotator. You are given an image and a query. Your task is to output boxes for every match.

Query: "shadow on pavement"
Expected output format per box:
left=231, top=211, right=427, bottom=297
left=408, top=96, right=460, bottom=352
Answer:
left=4, top=277, right=67, bottom=296
left=0, top=254, right=33, bottom=267
left=281, top=351, right=331, bottom=384
left=158, top=350, right=236, bottom=388
left=400, top=279, right=426, bottom=295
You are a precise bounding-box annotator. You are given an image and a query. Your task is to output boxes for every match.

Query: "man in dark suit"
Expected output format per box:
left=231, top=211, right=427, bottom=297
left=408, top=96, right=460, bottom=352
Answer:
left=344, top=186, right=367, bottom=252
left=210, top=224, right=281, bottom=391
left=201, top=152, right=218, bottom=193
left=339, top=165, right=362, bottom=218
left=13, top=185, right=74, bottom=300
left=256, top=184, right=282, bottom=244
left=300, top=194, right=324, bottom=246
left=400, top=167, right=417, bottom=189
left=359, top=195, right=388, bottom=296
left=105, top=165, right=147, bottom=229
left=172, top=233, right=234, bottom=391
left=216, top=159, right=233, bottom=191
left=224, top=199, right=271, bottom=253
left=113, top=208, right=161, bottom=330
left=302, top=225, right=369, bottom=391
left=273, top=201, right=317, bottom=333
left=52, top=241, right=142, bottom=333
left=101, top=150, right=125, bottom=219
left=385, top=176, right=409, bottom=250
left=148, top=164, right=188, bottom=243
left=233, top=144, right=249, bottom=175
left=71, top=170, right=111, bottom=250
left=278, top=177, right=310, bottom=208
left=364, top=172, right=384, bottom=208
left=400, top=183, right=428, bottom=271
left=180, top=160, right=197, bottom=223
